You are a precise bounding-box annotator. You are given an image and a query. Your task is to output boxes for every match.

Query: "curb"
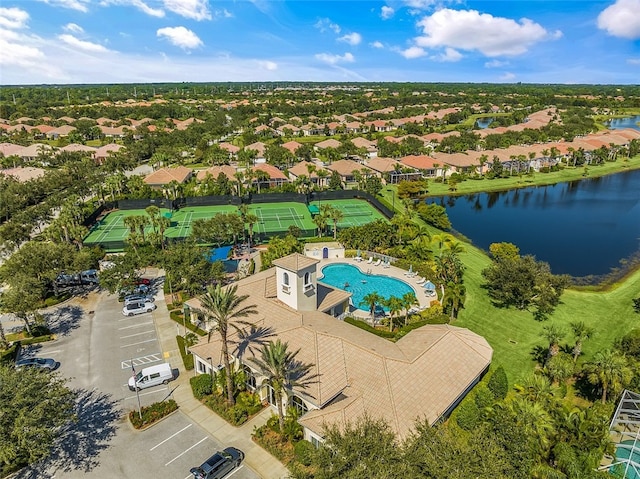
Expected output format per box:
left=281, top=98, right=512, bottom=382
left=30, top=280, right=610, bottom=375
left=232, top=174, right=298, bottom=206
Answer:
left=127, top=407, right=180, bottom=432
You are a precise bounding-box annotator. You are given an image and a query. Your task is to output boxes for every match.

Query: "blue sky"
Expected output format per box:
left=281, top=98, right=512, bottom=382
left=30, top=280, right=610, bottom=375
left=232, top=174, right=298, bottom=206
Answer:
left=0, top=0, right=639, bottom=85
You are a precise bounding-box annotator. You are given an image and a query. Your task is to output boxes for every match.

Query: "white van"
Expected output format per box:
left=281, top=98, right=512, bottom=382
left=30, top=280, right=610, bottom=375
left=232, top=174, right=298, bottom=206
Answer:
left=128, top=363, right=174, bottom=391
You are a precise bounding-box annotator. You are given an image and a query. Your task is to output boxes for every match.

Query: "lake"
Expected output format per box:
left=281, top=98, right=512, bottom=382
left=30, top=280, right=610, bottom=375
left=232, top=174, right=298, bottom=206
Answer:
left=607, top=115, right=640, bottom=131
left=425, top=169, right=640, bottom=278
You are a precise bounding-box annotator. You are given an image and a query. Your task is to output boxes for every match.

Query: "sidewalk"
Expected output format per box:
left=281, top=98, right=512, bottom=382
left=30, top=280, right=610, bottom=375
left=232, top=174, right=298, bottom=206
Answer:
left=151, top=276, right=290, bottom=479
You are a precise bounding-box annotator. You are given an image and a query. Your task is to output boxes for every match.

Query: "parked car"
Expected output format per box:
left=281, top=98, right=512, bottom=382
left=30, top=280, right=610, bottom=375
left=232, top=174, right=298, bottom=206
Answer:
left=15, top=357, right=60, bottom=371
left=122, top=301, right=156, bottom=316
left=118, top=284, right=150, bottom=301
left=190, top=447, right=244, bottom=479
left=128, top=363, right=174, bottom=391
left=123, top=294, right=154, bottom=306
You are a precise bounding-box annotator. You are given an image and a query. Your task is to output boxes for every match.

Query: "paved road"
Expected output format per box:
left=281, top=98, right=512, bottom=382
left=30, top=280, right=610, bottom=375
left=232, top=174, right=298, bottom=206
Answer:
left=13, top=283, right=259, bottom=479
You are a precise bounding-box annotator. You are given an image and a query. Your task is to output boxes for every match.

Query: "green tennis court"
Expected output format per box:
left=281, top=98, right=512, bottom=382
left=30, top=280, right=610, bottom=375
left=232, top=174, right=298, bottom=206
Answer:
left=249, top=202, right=315, bottom=234
left=164, top=205, right=239, bottom=239
left=308, top=199, right=386, bottom=227
left=83, top=208, right=172, bottom=245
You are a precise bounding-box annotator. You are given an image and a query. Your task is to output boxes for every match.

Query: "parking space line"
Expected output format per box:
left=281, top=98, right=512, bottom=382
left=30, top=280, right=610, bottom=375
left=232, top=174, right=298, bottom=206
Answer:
left=120, top=330, right=155, bottom=339
left=120, top=338, right=157, bottom=348
left=123, top=387, right=167, bottom=401
left=150, top=424, right=192, bottom=451
left=118, top=321, right=153, bottom=330
left=165, top=437, right=208, bottom=466
left=42, top=349, right=62, bottom=354
left=121, top=354, right=163, bottom=369
left=227, top=466, right=244, bottom=478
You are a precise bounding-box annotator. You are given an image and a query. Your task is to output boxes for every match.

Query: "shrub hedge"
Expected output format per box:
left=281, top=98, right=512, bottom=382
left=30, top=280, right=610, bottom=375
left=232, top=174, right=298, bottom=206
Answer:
left=129, top=399, right=178, bottom=429
left=190, top=373, right=213, bottom=399
left=176, top=335, right=194, bottom=370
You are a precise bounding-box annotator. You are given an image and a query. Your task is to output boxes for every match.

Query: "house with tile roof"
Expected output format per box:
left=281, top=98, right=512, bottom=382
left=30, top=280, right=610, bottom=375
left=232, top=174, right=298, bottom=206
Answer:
left=251, top=163, right=289, bottom=188
left=287, top=160, right=328, bottom=188
left=143, top=166, right=193, bottom=188
left=245, top=142, right=267, bottom=163
left=59, top=143, right=97, bottom=157
left=0, top=166, right=46, bottom=182
left=195, top=165, right=237, bottom=182
left=46, top=125, right=77, bottom=139
left=326, top=159, right=373, bottom=185
left=399, top=154, right=442, bottom=178
left=0, top=143, right=25, bottom=158
left=187, top=253, right=492, bottom=442
left=95, top=143, right=125, bottom=164
left=282, top=141, right=303, bottom=156
left=314, top=138, right=342, bottom=150
left=366, top=157, right=421, bottom=184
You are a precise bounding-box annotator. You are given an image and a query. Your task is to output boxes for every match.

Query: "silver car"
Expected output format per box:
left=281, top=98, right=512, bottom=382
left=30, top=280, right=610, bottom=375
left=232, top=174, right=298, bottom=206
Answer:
left=15, top=357, right=60, bottom=371
left=123, top=294, right=154, bottom=306
left=122, top=301, right=156, bottom=316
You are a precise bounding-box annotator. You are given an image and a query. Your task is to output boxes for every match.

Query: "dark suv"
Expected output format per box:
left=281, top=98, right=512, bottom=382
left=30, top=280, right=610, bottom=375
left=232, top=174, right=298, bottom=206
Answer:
left=190, top=447, right=244, bottom=479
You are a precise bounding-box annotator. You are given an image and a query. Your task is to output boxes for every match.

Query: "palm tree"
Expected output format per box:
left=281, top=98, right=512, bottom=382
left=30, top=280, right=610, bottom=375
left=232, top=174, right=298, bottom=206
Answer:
left=585, top=349, right=633, bottom=404
left=442, top=282, right=465, bottom=321
left=245, top=213, right=259, bottom=249
left=401, top=292, right=418, bottom=326
left=312, top=214, right=327, bottom=238
left=385, top=296, right=403, bottom=332
left=505, top=397, right=555, bottom=457
left=196, top=284, right=258, bottom=405
left=541, top=324, right=565, bottom=364
left=329, top=208, right=344, bottom=240
left=252, top=339, right=316, bottom=433
left=514, top=373, right=555, bottom=404
left=570, top=321, right=594, bottom=363
left=361, top=292, right=383, bottom=324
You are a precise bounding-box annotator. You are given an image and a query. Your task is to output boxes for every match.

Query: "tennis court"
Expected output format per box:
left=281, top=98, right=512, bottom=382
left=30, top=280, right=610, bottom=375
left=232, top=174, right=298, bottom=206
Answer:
left=83, top=208, right=172, bottom=245
left=249, top=202, right=315, bottom=235
left=308, top=199, right=386, bottom=227
left=164, top=205, right=239, bottom=239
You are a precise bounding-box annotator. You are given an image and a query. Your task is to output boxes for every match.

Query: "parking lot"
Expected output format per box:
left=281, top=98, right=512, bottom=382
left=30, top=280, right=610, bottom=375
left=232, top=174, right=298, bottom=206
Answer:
left=12, top=279, right=260, bottom=479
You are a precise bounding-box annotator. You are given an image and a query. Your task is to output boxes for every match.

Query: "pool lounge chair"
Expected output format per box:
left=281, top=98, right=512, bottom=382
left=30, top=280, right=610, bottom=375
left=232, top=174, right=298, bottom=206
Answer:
left=416, top=277, right=425, bottom=284
left=383, top=260, right=390, bottom=268
left=354, top=255, right=362, bottom=262
left=367, top=257, right=373, bottom=264
left=373, top=258, right=382, bottom=267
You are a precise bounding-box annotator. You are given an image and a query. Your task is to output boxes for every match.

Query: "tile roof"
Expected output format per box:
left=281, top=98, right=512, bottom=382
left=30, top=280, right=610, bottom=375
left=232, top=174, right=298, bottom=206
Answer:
left=196, top=165, right=237, bottom=181
left=273, top=253, right=319, bottom=271
left=143, top=166, right=193, bottom=185
left=327, top=159, right=371, bottom=176
left=187, top=259, right=492, bottom=440
left=315, top=138, right=342, bottom=149
left=253, top=163, right=288, bottom=180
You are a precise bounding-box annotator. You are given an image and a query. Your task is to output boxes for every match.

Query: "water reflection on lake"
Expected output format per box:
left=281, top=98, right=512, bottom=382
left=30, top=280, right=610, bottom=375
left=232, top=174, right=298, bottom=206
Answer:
left=607, top=115, right=640, bottom=131
left=426, top=169, right=640, bottom=277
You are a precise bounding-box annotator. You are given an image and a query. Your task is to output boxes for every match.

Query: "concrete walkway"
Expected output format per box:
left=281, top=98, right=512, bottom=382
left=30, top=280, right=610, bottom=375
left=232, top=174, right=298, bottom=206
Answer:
left=151, top=272, right=290, bottom=479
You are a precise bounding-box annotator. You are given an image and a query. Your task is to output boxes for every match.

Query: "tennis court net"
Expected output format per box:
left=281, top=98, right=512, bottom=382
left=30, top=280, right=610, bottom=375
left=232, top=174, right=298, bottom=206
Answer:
left=341, top=210, right=373, bottom=217
left=259, top=214, right=305, bottom=221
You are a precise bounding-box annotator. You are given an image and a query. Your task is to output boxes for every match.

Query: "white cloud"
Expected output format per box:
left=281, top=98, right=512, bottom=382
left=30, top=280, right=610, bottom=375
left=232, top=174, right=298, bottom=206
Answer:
left=315, top=18, right=341, bottom=34
left=38, top=0, right=90, bottom=12
left=597, top=0, right=640, bottom=39
left=63, top=23, right=84, bottom=33
left=338, top=32, right=362, bottom=46
left=58, top=33, right=110, bottom=52
left=401, top=46, right=427, bottom=59
left=485, top=59, right=508, bottom=68
left=628, top=58, right=640, bottom=65
left=258, top=60, right=278, bottom=71
left=100, top=0, right=165, bottom=18
left=371, top=41, right=384, bottom=49
left=157, top=26, right=203, bottom=50
left=315, top=52, right=355, bottom=64
left=216, top=9, right=232, bottom=18
left=500, top=72, right=516, bottom=81
left=163, top=0, right=211, bottom=21
left=436, top=47, right=462, bottom=62
left=404, top=0, right=437, bottom=9
left=381, top=6, right=394, bottom=19
left=415, top=8, right=555, bottom=56
left=0, top=7, right=29, bottom=29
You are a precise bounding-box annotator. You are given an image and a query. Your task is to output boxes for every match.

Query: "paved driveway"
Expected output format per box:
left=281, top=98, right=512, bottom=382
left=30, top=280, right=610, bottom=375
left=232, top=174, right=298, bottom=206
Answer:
left=13, top=287, right=259, bottom=479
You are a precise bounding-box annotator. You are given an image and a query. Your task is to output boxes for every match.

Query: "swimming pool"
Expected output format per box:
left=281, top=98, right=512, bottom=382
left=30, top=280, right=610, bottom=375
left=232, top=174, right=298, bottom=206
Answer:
left=319, top=263, right=415, bottom=311
left=611, top=442, right=640, bottom=479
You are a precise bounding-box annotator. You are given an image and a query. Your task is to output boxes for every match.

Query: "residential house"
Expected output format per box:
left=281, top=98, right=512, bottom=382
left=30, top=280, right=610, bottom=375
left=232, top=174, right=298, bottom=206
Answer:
left=351, top=137, right=378, bottom=158
left=326, top=159, right=373, bottom=185
left=143, top=166, right=193, bottom=188
left=46, top=125, right=77, bottom=140
left=0, top=166, right=46, bottom=182
left=17, top=143, right=55, bottom=162
left=314, top=138, right=342, bottom=151
left=59, top=144, right=96, bottom=158
left=187, top=253, right=492, bottom=443
left=245, top=142, right=267, bottom=164
left=366, top=157, right=420, bottom=184
left=282, top=141, right=303, bottom=157
left=251, top=163, right=289, bottom=188
left=0, top=143, right=25, bottom=158
left=95, top=143, right=125, bottom=164
left=287, top=160, right=328, bottom=188
left=399, top=154, right=442, bottom=178
left=196, top=165, right=237, bottom=182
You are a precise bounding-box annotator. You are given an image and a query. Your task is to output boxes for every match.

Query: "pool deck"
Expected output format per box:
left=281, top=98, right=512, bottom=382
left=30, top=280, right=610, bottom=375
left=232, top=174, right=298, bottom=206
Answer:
left=317, top=257, right=438, bottom=317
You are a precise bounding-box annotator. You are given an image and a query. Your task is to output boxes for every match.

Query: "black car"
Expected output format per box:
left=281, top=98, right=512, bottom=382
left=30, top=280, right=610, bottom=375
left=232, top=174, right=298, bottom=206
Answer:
left=190, top=447, right=244, bottom=479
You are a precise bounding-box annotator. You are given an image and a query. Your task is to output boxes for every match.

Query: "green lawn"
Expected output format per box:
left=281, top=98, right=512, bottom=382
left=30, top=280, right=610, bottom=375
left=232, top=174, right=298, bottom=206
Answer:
left=453, top=240, right=640, bottom=384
